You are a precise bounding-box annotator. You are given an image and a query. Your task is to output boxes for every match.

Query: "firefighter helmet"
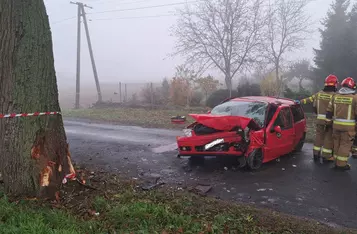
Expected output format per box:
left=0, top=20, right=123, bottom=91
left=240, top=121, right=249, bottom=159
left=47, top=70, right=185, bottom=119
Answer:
left=341, top=77, right=356, bottom=89
left=324, top=74, right=338, bottom=87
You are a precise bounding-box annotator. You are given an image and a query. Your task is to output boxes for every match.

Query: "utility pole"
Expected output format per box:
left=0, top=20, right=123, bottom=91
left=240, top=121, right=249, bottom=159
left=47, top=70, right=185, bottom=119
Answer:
left=70, top=1, right=82, bottom=109
left=81, top=5, right=103, bottom=103
left=70, top=1, right=103, bottom=107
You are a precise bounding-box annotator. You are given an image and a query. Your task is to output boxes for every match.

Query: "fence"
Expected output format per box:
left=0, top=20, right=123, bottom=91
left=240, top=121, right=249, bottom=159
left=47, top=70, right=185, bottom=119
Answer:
left=58, top=81, right=161, bottom=109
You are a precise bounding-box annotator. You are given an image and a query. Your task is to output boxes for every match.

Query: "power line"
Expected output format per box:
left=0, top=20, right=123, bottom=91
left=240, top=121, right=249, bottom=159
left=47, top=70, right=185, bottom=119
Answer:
left=51, top=0, right=315, bottom=24
left=52, top=16, right=76, bottom=24
left=87, top=1, right=199, bottom=15
left=92, top=13, right=177, bottom=21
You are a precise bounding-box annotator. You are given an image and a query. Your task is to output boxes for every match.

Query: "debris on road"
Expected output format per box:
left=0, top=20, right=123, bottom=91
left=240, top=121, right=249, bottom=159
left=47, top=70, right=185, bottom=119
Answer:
left=141, top=182, right=165, bottom=191
left=190, top=184, right=212, bottom=196
left=257, top=188, right=273, bottom=192
left=292, top=164, right=297, bottom=168
left=282, top=168, right=286, bottom=171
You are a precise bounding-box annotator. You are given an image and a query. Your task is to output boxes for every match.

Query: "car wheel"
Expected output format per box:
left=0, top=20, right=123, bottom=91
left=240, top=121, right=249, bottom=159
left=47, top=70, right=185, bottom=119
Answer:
left=236, top=156, right=247, bottom=168
left=294, top=134, right=306, bottom=152
left=247, top=149, right=264, bottom=170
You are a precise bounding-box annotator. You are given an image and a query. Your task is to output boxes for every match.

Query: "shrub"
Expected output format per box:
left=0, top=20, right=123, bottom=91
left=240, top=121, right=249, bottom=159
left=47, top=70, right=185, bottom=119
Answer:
left=206, top=89, right=239, bottom=108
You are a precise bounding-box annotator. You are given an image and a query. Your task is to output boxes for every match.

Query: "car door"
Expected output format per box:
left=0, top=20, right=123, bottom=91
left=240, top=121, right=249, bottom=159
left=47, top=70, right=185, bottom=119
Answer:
left=265, top=107, right=295, bottom=160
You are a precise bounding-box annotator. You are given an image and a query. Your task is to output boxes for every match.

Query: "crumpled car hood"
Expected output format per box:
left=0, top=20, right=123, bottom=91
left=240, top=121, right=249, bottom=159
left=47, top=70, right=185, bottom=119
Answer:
left=189, top=114, right=262, bottom=131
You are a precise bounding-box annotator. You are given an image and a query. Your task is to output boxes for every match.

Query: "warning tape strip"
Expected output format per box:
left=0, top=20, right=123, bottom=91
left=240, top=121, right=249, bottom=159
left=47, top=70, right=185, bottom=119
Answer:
left=0, top=111, right=61, bottom=119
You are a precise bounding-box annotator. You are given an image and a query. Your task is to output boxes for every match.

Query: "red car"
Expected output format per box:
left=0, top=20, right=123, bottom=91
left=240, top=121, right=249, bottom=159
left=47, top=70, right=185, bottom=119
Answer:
left=176, top=96, right=307, bottom=170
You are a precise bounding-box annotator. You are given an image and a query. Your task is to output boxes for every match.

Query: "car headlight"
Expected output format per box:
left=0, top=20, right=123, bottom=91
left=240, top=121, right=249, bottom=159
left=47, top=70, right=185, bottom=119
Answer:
left=183, top=129, right=192, bottom=137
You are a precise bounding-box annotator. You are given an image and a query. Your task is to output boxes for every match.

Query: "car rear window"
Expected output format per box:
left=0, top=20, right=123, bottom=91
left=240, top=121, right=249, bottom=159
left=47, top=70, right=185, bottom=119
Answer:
left=290, top=104, right=304, bottom=123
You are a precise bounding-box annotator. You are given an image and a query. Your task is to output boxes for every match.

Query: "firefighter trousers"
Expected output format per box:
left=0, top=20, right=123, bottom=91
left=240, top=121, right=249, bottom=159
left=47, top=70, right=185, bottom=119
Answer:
left=333, top=130, right=354, bottom=167
left=313, top=124, right=333, bottom=159
left=352, top=137, right=357, bottom=156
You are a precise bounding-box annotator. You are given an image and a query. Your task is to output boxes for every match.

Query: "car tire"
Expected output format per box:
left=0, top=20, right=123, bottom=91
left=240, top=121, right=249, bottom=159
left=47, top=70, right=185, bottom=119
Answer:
left=294, top=134, right=306, bottom=152
left=247, top=148, right=264, bottom=170
left=236, top=156, right=247, bottom=168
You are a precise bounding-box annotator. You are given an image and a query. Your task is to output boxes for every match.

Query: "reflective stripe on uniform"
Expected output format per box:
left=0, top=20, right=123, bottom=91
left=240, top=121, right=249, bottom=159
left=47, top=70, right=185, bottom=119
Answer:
left=313, top=146, right=321, bottom=151
left=322, top=148, right=332, bottom=153
left=334, top=118, right=355, bottom=126
left=334, top=155, right=349, bottom=161
left=317, top=114, right=326, bottom=120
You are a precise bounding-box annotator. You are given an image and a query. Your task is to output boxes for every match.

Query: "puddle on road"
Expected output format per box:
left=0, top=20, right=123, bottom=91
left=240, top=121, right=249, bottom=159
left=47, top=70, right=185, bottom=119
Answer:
left=151, top=143, right=178, bottom=153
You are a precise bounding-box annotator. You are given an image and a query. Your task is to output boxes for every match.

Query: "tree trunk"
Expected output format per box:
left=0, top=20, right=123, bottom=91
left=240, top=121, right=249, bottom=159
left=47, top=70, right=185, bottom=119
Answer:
left=298, top=78, right=304, bottom=92
left=275, top=61, right=280, bottom=96
left=0, top=0, right=74, bottom=199
left=225, top=75, right=232, bottom=98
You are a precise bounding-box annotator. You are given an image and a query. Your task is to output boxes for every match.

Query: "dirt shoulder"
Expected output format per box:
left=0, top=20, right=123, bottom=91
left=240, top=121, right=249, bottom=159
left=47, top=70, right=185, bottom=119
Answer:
left=62, top=107, right=315, bottom=142
left=0, top=166, right=354, bottom=233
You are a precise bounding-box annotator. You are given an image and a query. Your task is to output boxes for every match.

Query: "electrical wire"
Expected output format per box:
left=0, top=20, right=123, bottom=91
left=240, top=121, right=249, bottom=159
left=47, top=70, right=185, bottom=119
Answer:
left=87, top=1, right=200, bottom=15
left=93, top=13, right=177, bottom=20
left=52, top=0, right=315, bottom=24
left=52, top=16, right=76, bottom=25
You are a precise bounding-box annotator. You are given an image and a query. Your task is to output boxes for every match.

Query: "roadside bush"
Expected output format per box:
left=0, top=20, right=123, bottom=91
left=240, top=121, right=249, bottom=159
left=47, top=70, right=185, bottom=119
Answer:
left=206, top=89, right=239, bottom=108
left=190, top=91, right=204, bottom=106
left=237, top=82, right=261, bottom=97
left=284, top=87, right=313, bottom=113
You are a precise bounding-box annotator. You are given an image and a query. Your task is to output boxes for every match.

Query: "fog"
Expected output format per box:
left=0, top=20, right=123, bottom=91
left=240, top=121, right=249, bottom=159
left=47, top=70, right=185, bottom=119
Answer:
left=44, top=0, right=334, bottom=108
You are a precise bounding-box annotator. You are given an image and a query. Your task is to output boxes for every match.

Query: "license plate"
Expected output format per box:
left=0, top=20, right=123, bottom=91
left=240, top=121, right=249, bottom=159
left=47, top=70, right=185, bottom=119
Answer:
left=204, top=138, right=224, bottom=150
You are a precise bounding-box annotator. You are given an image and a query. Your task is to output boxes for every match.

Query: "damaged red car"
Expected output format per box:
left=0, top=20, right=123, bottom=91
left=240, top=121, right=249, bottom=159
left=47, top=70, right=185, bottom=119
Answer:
left=176, top=96, right=306, bottom=170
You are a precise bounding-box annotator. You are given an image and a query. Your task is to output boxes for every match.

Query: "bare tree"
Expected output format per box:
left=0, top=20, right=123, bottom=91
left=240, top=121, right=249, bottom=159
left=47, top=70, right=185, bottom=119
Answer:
left=174, top=64, right=200, bottom=107
left=265, top=0, right=312, bottom=94
left=172, top=0, right=267, bottom=97
left=285, top=59, right=313, bottom=91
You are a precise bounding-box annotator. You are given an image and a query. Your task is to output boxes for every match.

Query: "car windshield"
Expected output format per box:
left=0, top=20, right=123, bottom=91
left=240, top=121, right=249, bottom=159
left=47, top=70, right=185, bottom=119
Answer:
left=210, top=100, right=268, bottom=127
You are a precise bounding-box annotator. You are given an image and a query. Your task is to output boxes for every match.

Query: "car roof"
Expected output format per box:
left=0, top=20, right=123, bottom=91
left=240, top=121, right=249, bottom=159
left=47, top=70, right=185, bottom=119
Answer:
left=229, top=96, right=296, bottom=106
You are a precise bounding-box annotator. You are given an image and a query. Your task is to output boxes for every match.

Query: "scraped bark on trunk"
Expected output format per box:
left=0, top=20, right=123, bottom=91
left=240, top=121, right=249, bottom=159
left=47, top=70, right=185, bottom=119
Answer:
left=0, top=0, right=73, bottom=199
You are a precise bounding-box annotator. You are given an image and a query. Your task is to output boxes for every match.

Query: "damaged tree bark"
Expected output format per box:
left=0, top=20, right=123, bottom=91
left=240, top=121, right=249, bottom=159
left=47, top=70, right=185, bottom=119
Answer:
left=0, top=0, right=74, bottom=198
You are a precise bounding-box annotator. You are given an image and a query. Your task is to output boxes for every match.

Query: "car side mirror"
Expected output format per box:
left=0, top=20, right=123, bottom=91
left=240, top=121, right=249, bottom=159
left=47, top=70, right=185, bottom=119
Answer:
left=273, top=125, right=282, bottom=134
left=207, top=110, right=211, bottom=114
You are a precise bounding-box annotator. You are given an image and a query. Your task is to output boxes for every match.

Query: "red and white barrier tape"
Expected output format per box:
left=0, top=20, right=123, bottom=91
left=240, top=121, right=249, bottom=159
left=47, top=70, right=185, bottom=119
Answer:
left=62, top=173, right=76, bottom=184
left=0, top=111, right=61, bottom=119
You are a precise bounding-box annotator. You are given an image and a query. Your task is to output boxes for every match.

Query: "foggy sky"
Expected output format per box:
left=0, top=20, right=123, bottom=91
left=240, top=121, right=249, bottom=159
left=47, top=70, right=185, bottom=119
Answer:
left=45, top=0, right=335, bottom=86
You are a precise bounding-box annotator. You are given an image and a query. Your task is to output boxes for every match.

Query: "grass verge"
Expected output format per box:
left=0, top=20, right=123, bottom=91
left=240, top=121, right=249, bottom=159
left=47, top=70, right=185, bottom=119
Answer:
left=63, top=107, right=316, bottom=142
left=0, top=169, right=354, bottom=234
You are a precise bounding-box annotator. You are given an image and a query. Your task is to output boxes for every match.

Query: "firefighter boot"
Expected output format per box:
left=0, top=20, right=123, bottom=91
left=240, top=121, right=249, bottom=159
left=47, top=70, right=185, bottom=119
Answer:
left=334, top=164, right=351, bottom=171
left=352, top=145, right=357, bottom=158
left=313, top=152, right=320, bottom=162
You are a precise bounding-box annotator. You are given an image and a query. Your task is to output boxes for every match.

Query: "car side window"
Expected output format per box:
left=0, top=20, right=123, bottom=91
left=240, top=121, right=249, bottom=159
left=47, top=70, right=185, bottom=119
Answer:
left=273, top=107, right=293, bottom=130
left=265, top=104, right=278, bottom=126
left=290, top=104, right=304, bottom=123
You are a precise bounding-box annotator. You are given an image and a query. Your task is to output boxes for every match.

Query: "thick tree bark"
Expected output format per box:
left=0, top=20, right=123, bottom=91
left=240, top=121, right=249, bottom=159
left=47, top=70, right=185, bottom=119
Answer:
left=0, top=1, right=73, bottom=198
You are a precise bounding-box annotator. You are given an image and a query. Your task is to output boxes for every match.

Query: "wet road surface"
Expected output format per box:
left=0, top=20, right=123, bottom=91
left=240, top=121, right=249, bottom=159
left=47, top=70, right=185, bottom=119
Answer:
left=64, top=119, right=357, bottom=229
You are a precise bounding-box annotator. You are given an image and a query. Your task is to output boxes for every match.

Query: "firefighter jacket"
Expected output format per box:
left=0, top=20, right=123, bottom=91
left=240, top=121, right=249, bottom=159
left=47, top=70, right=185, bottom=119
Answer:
left=301, top=94, right=316, bottom=105
left=326, top=89, right=357, bottom=132
left=313, top=91, right=335, bottom=125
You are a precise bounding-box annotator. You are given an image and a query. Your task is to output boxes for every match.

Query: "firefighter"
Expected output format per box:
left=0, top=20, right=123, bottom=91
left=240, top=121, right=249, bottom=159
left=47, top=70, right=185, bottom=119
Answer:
left=326, top=77, right=357, bottom=170
left=300, top=74, right=338, bottom=161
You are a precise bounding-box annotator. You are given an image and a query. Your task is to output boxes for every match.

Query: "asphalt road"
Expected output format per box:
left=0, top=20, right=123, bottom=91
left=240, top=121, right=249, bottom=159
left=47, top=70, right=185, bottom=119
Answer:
left=64, top=118, right=357, bottom=229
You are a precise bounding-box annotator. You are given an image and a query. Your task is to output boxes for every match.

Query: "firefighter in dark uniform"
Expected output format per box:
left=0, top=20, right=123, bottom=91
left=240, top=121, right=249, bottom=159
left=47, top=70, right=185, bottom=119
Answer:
left=300, top=74, right=338, bottom=161
left=326, top=77, right=357, bottom=170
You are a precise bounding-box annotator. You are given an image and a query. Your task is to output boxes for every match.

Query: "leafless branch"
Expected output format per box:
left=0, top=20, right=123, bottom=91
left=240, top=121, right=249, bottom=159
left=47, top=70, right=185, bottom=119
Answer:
left=171, top=0, right=266, bottom=94
left=264, top=0, right=312, bottom=84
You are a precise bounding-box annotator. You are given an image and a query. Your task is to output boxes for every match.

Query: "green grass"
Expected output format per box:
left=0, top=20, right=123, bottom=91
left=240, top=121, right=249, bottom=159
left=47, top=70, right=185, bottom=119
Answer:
left=63, top=107, right=316, bottom=142
left=0, top=196, right=100, bottom=234
left=0, top=186, right=353, bottom=234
